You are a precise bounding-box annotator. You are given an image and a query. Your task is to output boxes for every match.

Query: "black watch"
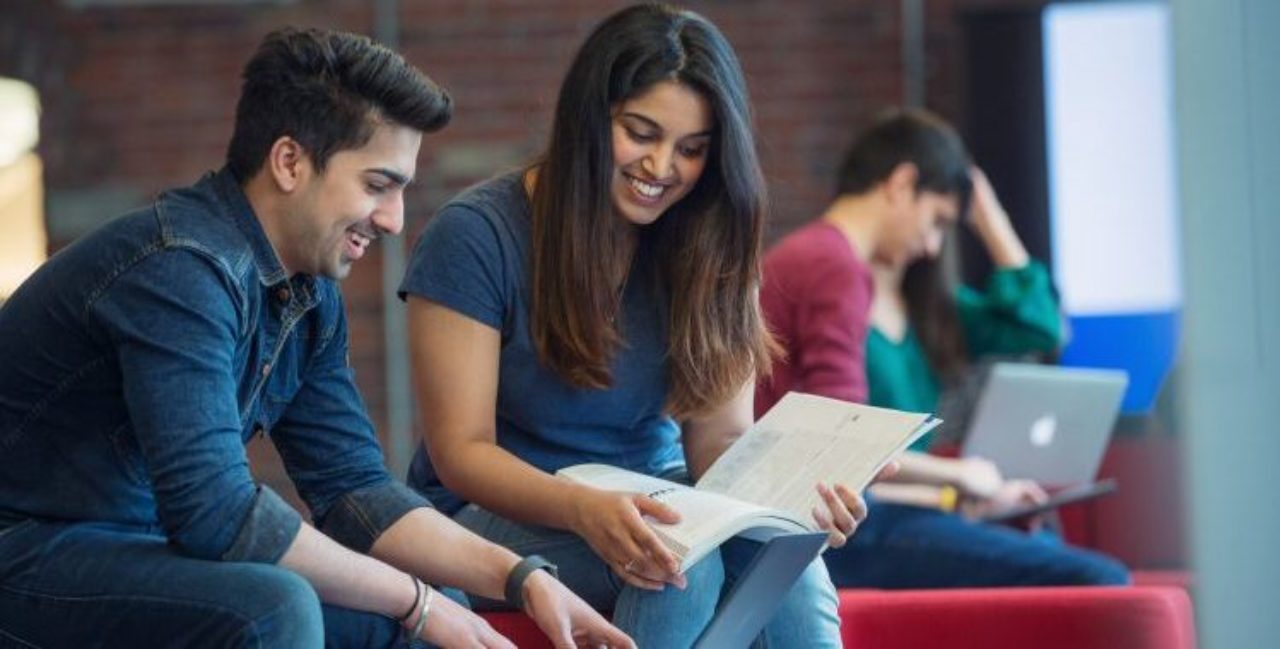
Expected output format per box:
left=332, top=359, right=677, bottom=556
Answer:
left=504, top=554, right=559, bottom=611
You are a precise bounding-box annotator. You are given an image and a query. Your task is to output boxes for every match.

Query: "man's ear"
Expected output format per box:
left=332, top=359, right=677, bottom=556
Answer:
left=884, top=162, right=920, bottom=207
left=265, top=136, right=311, bottom=193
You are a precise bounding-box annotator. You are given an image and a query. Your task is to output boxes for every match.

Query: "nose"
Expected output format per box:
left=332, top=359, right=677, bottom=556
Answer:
left=924, top=229, right=945, bottom=258
left=642, top=143, right=676, bottom=180
left=372, top=192, right=405, bottom=237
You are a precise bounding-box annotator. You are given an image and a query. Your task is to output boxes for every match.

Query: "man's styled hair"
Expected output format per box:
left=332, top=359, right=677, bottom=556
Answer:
left=226, top=27, right=452, bottom=181
left=836, top=107, right=973, bottom=212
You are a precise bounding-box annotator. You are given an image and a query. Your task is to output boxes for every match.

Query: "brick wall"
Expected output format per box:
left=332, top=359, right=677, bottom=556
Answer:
left=2, top=0, right=995, bottom=493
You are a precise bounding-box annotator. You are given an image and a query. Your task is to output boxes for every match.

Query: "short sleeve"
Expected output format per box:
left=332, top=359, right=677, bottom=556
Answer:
left=399, top=204, right=507, bottom=330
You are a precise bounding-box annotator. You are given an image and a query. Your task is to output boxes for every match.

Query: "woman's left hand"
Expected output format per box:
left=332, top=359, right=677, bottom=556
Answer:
left=811, top=463, right=897, bottom=547
left=963, top=479, right=1050, bottom=529
left=522, top=570, right=636, bottom=649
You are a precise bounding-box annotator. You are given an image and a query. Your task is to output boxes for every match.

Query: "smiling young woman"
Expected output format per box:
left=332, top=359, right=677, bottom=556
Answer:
left=397, top=4, right=854, bottom=647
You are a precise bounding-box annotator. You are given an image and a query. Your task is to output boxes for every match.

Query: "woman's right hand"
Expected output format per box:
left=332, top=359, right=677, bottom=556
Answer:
left=567, top=486, right=687, bottom=591
left=953, top=456, right=1004, bottom=500
left=415, top=588, right=516, bottom=648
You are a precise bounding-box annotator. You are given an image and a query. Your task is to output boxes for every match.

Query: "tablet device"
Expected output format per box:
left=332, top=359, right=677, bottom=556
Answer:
left=979, top=478, right=1118, bottom=523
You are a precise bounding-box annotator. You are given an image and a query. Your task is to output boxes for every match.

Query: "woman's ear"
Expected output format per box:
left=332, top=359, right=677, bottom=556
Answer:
left=884, top=162, right=920, bottom=207
left=265, top=136, right=311, bottom=193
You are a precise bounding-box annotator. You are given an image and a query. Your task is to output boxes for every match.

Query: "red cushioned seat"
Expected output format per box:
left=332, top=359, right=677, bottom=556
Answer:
left=481, top=585, right=1196, bottom=648
left=838, top=586, right=1195, bottom=649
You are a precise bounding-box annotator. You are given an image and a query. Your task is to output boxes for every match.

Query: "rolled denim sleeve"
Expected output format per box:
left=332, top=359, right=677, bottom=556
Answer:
left=93, top=249, right=299, bottom=562
left=320, top=482, right=431, bottom=553
left=270, top=288, right=431, bottom=553
left=222, top=486, right=304, bottom=563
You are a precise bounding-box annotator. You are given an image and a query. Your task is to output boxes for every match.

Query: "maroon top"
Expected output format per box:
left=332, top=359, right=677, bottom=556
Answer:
left=756, top=220, right=874, bottom=418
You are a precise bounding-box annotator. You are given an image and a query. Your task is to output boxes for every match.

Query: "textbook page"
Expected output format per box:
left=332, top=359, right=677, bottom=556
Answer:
left=557, top=464, right=807, bottom=570
left=696, top=392, right=938, bottom=525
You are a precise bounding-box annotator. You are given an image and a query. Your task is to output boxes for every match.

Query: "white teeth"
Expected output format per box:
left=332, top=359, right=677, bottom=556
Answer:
left=628, top=176, right=664, bottom=198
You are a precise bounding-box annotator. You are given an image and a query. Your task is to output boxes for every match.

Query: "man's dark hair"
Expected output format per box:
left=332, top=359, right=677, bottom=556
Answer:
left=226, top=27, right=452, bottom=181
left=835, top=107, right=973, bottom=212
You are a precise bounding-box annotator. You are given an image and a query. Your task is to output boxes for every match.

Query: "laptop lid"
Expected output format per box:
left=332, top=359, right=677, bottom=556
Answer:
left=693, top=531, right=828, bottom=649
left=961, top=363, right=1128, bottom=485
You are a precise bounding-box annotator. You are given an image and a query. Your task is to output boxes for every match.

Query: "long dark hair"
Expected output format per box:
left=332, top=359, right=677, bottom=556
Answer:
left=902, top=255, right=969, bottom=382
left=530, top=3, right=775, bottom=419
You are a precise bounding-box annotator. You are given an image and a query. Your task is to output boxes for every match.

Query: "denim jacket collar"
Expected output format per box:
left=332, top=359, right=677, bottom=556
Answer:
left=209, top=168, right=319, bottom=310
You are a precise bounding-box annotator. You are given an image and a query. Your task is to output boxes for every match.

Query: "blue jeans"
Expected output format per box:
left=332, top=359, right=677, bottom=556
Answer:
left=824, top=502, right=1131, bottom=588
left=454, top=505, right=841, bottom=648
left=0, top=519, right=423, bottom=648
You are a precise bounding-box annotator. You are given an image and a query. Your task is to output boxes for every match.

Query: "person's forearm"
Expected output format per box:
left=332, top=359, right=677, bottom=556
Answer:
left=435, top=439, right=589, bottom=532
left=867, top=483, right=947, bottom=509
left=371, top=507, right=520, bottom=601
left=974, top=212, right=1029, bottom=269
left=278, top=523, right=416, bottom=619
left=890, top=451, right=964, bottom=486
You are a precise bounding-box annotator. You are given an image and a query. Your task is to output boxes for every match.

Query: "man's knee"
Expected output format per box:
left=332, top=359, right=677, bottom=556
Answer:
left=229, top=567, right=323, bottom=648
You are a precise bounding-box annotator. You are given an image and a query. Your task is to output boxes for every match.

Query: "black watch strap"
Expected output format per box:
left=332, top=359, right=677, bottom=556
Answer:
left=504, top=554, right=559, bottom=611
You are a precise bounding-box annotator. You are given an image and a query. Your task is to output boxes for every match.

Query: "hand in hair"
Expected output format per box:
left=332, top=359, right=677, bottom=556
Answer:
left=566, top=486, right=686, bottom=591
left=967, top=167, right=1030, bottom=269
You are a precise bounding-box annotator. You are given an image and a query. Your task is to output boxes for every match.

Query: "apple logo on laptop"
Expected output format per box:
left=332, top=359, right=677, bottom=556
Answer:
left=1030, top=414, right=1057, bottom=447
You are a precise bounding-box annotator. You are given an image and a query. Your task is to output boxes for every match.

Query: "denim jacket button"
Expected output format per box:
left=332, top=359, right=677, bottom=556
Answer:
left=261, top=363, right=271, bottom=377
left=276, top=287, right=291, bottom=303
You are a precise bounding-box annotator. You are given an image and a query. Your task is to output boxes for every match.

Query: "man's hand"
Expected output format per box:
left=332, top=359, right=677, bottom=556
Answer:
left=522, top=570, right=636, bottom=649
left=567, top=486, right=686, bottom=590
left=416, top=588, right=516, bottom=648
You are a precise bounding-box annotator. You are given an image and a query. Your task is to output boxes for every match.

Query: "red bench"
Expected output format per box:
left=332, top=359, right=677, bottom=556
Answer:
left=481, top=581, right=1195, bottom=648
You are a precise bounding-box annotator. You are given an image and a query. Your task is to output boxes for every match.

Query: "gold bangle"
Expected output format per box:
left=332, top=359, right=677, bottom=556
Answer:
left=938, top=485, right=959, bottom=513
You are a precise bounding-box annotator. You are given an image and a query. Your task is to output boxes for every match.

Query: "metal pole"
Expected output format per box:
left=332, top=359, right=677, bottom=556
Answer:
left=373, top=0, right=415, bottom=478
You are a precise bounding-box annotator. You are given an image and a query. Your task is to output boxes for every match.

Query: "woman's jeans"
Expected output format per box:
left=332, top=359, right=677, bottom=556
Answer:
left=824, top=502, right=1131, bottom=588
left=454, top=504, right=842, bottom=648
left=0, top=519, right=432, bottom=648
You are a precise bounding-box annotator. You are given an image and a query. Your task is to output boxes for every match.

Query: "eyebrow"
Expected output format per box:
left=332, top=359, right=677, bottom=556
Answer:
left=366, top=167, right=413, bottom=187
left=621, top=112, right=714, bottom=139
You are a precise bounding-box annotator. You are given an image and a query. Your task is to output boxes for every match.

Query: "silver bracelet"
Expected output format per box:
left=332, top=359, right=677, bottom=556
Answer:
left=410, top=584, right=435, bottom=641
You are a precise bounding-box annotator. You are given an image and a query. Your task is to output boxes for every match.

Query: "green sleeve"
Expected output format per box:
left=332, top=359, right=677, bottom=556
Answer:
left=956, top=260, right=1064, bottom=357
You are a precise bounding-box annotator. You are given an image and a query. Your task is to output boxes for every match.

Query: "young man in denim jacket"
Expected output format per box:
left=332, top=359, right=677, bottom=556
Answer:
left=0, top=27, right=631, bottom=649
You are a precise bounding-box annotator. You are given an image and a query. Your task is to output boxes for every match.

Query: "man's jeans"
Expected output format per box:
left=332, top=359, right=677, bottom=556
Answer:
left=455, top=505, right=842, bottom=648
left=0, top=519, right=422, bottom=648
left=824, top=501, right=1131, bottom=588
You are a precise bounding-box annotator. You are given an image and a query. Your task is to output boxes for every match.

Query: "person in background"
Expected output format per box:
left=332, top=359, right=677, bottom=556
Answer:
left=758, top=107, right=1129, bottom=588
left=0, top=27, right=631, bottom=648
left=399, top=4, right=873, bottom=646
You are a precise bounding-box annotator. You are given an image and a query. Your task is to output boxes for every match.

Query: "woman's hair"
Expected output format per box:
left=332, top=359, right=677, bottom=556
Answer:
left=529, top=3, right=775, bottom=419
left=902, top=256, right=969, bottom=383
left=835, top=107, right=972, bottom=213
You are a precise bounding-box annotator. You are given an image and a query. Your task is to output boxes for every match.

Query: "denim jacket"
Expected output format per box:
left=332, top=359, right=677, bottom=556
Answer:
left=0, top=169, right=427, bottom=563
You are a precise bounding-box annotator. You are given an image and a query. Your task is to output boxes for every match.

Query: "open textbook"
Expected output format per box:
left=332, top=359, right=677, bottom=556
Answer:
left=557, top=392, right=940, bottom=572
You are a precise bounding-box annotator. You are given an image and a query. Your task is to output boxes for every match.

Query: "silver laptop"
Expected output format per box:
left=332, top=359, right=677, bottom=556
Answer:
left=961, top=362, right=1128, bottom=485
